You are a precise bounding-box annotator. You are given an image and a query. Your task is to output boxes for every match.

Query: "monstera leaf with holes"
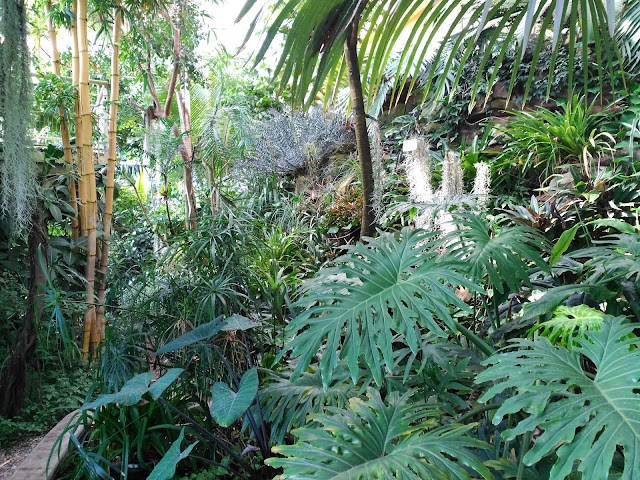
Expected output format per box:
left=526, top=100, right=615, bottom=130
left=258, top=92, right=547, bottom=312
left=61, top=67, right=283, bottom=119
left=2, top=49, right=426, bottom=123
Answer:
left=266, top=389, right=493, bottom=480
left=477, top=316, right=640, bottom=479
left=282, top=227, right=478, bottom=388
left=446, top=213, right=549, bottom=295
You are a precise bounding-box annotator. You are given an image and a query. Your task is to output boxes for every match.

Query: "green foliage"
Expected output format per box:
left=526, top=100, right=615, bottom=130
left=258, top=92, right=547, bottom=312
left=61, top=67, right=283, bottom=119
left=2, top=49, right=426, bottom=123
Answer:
left=148, top=428, right=198, bottom=480
left=495, top=97, right=616, bottom=186
left=266, top=388, right=493, bottom=479
left=478, top=316, right=640, bottom=479
left=528, top=305, right=605, bottom=347
left=579, top=233, right=640, bottom=285
left=0, top=368, right=92, bottom=447
left=446, top=213, right=549, bottom=295
left=283, top=227, right=478, bottom=388
left=82, top=369, right=184, bottom=410
left=210, top=368, right=258, bottom=427
left=261, top=362, right=368, bottom=444
left=244, top=0, right=620, bottom=110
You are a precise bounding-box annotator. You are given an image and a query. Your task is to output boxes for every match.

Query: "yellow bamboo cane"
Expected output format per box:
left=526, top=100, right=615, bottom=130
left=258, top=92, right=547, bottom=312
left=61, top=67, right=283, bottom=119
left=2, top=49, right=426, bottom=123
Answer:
left=76, top=0, right=99, bottom=358
left=96, top=9, right=122, bottom=343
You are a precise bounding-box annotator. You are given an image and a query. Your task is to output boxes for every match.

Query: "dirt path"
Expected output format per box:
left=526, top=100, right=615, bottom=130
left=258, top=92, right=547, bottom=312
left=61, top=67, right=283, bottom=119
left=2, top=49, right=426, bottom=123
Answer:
left=0, top=435, right=45, bottom=479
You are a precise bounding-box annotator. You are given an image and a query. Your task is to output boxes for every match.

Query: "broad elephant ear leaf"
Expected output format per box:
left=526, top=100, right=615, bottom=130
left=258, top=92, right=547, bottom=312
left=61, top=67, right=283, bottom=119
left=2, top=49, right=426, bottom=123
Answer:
left=211, top=368, right=259, bottom=427
left=477, top=316, right=640, bottom=479
left=282, top=227, right=478, bottom=389
left=266, top=388, right=493, bottom=479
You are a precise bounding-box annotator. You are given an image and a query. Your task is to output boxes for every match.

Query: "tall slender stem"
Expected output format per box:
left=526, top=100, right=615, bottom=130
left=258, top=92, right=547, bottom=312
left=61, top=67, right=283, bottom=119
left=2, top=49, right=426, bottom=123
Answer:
left=343, top=5, right=375, bottom=238
left=96, top=8, right=122, bottom=344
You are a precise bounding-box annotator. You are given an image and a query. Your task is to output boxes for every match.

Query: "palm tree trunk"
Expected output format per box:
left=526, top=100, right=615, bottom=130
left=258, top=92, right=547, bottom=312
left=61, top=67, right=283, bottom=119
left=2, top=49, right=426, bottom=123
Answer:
left=344, top=9, right=375, bottom=238
left=95, top=9, right=122, bottom=343
left=176, top=85, right=197, bottom=230
left=45, top=1, right=79, bottom=241
left=0, top=208, right=48, bottom=417
left=76, top=0, right=99, bottom=358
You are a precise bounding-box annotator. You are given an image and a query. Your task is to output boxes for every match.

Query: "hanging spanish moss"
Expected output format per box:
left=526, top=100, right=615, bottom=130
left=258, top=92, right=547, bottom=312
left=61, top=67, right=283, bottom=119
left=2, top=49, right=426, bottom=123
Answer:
left=0, top=0, right=36, bottom=234
left=371, top=120, right=386, bottom=219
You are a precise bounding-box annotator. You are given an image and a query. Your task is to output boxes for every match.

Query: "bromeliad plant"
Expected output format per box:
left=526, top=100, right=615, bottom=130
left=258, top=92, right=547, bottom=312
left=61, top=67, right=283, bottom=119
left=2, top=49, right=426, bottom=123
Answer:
left=495, top=96, right=616, bottom=189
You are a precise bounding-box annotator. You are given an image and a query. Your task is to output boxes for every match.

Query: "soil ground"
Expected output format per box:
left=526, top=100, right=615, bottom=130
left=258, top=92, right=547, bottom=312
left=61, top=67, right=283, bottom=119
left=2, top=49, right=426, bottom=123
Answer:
left=0, top=435, right=45, bottom=479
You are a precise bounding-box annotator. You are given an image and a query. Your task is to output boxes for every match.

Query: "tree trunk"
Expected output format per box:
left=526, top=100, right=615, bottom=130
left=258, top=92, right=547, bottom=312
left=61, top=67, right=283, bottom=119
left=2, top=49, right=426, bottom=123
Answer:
left=176, top=85, right=198, bottom=230
left=76, top=0, right=99, bottom=358
left=0, top=208, right=48, bottom=417
left=45, top=0, right=80, bottom=241
left=95, top=9, right=122, bottom=343
left=344, top=11, right=375, bottom=238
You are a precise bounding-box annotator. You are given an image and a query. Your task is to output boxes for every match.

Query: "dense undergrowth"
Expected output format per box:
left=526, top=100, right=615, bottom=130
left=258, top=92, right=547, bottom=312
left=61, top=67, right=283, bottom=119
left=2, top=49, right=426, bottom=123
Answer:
left=2, top=21, right=640, bottom=480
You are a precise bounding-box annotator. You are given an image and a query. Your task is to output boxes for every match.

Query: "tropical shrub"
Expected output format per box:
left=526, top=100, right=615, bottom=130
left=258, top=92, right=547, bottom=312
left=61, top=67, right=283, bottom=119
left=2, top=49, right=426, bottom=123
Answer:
left=478, top=316, right=640, bottom=479
left=266, top=389, right=493, bottom=480
left=281, top=227, right=479, bottom=387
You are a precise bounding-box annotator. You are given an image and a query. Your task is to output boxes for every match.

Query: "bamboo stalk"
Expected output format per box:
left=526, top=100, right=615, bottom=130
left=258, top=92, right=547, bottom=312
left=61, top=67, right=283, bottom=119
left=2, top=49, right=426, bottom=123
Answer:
left=76, top=0, right=99, bottom=358
left=45, top=1, right=80, bottom=241
left=96, top=9, right=122, bottom=344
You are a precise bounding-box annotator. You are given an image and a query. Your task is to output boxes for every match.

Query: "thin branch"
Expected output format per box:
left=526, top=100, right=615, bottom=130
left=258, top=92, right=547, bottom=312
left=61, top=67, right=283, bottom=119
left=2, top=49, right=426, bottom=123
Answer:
left=160, top=10, right=181, bottom=118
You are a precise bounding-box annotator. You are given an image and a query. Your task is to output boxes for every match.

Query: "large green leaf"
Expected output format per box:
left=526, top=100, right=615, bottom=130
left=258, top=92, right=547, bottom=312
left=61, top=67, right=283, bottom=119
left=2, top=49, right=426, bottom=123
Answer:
left=445, top=213, right=549, bottom=295
left=82, top=373, right=154, bottom=410
left=210, top=368, right=258, bottom=427
left=147, top=428, right=198, bottom=480
left=155, top=316, right=225, bottom=354
left=266, top=389, right=493, bottom=479
left=283, top=227, right=478, bottom=388
left=477, top=316, right=640, bottom=479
